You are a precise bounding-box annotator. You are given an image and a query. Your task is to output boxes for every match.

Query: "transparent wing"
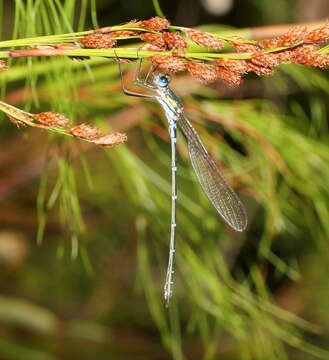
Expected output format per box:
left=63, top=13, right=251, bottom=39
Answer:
left=178, top=113, right=247, bottom=231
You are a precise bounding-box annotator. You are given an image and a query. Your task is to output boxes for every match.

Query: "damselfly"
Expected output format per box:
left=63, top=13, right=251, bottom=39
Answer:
left=117, top=60, right=247, bottom=306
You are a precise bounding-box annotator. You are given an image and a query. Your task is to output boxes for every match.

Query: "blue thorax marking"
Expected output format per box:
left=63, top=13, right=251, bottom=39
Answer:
left=157, top=87, right=183, bottom=122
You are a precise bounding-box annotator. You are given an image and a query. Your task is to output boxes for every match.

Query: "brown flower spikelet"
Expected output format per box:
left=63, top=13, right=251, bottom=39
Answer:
left=246, top=61, right=274, bottom=76
left=139, top=16, right=170, bottom=31
left=150, top=55, right=186, bottom=73
left=309, top=54, right=329, bottom=68
left=93, top=132, right=128, bottom=146
left=0, top=60, right=8, bottom=71
left=185, top=62, right=217, bottom=83
left=229, top=37, right=259, bottom=52
left=162, top=32, right=188, bottom=49
left=7, top=115, right=27, bottom=127
left=6, top=108, right=32, bottom=127
left=290, top=43, right=320, bottom=65
left=107, top=30, right=138, bottom=37
left=215, top=66, right=243, bottom=86
left=67, top=124, right=101, bottom=140
left=34, top=112, right=70, bottom=128
left=277, top=26, right=307, bottom=47
left=139, top=33, right=166, bottom=49
left=305, top=23, right=329, bottom=42
left=185, top=29, right=223, bottom=49
left=275, top=49, right=295, bottom=62
left=291, top=44, right=329, bottom=68
left=251, top=51, right=281, bottom=68
left=78, top=34, right=117, bottom=49
left=214, top=58, right=248, bottom=74
left=258, top=38, right=279, bottom=49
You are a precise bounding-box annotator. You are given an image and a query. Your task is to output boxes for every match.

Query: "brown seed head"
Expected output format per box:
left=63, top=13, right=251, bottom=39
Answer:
left=139, top=33, right=166, bottom=49
left=305, top=23, right=329, bottom=42
left=310, top=54, right=329, bottom=68
left=291, top=44, right=329, bottom=68
left=251, top=51, right=281, bottom=68
left=7, top=115, right=26, bottom=127
left=77, top=34, right=117, bottom=49
left=107, top=30, right=138, bottom=37
left=150, top=55, right=186, bottom=73
left=5, top=107, right=32, bottom=127
left=34, top=112, right=70, bottom=128
left=162, top=32, right=188, bottom=49
left=139, top=16, right=170, bottom=31
left=215, top=66, right=243, bottom=86
left=246, top=61, right=274, bottom=76
left=229, top=37, right=259, bottom=52
left=67, top=124, right=102, bottom=140
left=277, top=26, right=307, bottom=47
left=275, top=49, right=295, bottom=62
left=258, top=38, right=280, bottom=49
left=185, top=29, right=223, bottom=49
left=0, top=60, right=8, bottom=72
left=290, top=43, right=320, bottom=65
left=213, top=58, right=248, bottom=74
left=185, top=62, right=217, bottom=83
left=93, top=132, right=128, bottom=147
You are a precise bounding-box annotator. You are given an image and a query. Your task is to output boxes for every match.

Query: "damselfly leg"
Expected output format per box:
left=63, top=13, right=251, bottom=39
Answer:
left=117, top=56, right=156, bottom=99
left=132, top=57, right=157, bottom=90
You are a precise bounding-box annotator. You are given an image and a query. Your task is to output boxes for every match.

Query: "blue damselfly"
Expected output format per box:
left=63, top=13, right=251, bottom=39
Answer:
left=117, top=60, right=247, bottom=306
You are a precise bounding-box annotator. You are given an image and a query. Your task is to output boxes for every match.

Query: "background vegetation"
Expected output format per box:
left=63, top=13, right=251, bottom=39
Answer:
left=0, top=0, right=329, bottom=359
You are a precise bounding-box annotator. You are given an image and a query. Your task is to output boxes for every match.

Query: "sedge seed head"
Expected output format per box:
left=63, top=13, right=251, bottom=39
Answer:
left=215, top=66, right=243, bottom=86
left=139, top=33, right=167, bottom=49
left=67, top=124, right=102, bottom=140
left=305, top=23, right=329, bottom=42
left=139, top=16, right=170, bottom=31
left=107, top=30, right=138, bottom=37
left=277, top=26, right=307, bottom=47
left=214, top=58, right=248, bottom=75
left=246, top=61, right=274, bottom=76
left=34, top=112, right=70, bottom=128
left=93, top=132, right=128, bottom=146
left=251, top=51, right=281, bottom=68
left=258, top=38, right=280, bottom=49
left=185, top=62, right=217, bottom=83
left=184, top=29, right=223, bottom=49
left=162, top=32, right=188, bottom=49
left=150, top=55, right=186, bottom=73
left=77, top=34, right=117, bottom=49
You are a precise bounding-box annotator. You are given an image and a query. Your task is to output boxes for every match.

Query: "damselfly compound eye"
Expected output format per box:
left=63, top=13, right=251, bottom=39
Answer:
left=157, top=75, right=170, bottom=87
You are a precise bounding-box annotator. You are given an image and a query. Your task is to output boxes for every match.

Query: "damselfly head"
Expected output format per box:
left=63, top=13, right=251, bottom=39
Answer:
left=153, top=74, right=171, bottom=87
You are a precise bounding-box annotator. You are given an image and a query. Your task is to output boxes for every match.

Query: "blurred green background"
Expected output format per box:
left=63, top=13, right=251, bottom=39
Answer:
left=0, top=0, right=329, bottom=359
